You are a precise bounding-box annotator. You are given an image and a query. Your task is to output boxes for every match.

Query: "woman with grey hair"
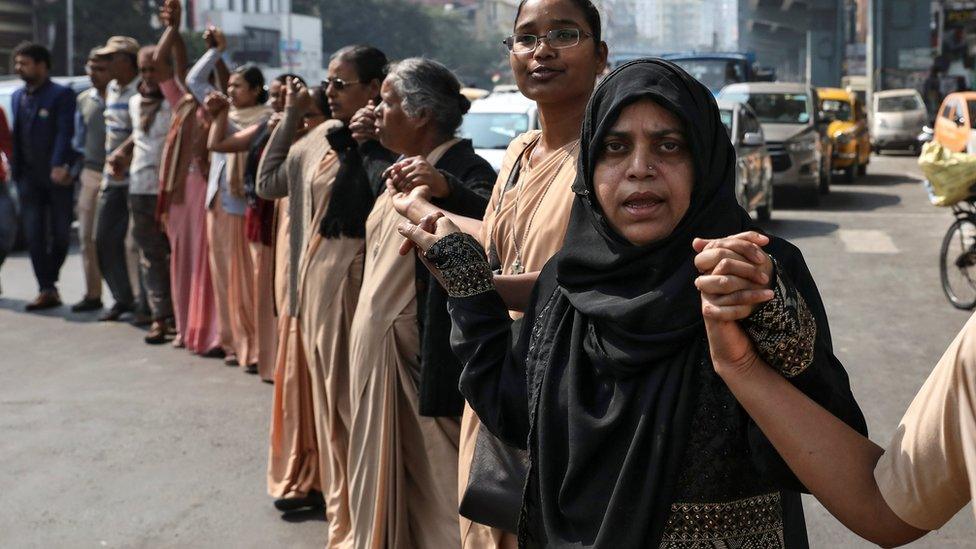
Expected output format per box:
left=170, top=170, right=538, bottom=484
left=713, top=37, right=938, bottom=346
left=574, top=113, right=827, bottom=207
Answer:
left=345, top=57, right=496, bottom=547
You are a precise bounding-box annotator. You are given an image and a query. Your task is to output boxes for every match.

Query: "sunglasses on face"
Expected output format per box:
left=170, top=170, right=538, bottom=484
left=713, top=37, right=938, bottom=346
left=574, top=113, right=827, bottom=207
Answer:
left=322, top=77, right=362, bottom=91
left=503, top=28, right=592, bottom=54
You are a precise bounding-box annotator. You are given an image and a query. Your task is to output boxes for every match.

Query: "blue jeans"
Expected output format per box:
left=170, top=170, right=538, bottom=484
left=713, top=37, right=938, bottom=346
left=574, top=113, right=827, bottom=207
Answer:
left=16, top=178, right=74, bottom=292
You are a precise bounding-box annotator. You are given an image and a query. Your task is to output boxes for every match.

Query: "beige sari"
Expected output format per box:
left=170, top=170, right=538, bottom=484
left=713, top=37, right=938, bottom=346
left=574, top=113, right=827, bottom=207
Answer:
left=267, top=197, right=322, bottom=500
left=347, top=140, right=463, bottom=549
left=462, top=130, right=580, bottom=549
left=298, top=153, right=365, bottom=549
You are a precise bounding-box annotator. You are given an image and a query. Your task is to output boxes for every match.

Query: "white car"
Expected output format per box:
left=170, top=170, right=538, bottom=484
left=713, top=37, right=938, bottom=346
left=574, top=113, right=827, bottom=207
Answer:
left=459, top=89, right=539, bottom=172
left=871, top=89, right=928, bottom=153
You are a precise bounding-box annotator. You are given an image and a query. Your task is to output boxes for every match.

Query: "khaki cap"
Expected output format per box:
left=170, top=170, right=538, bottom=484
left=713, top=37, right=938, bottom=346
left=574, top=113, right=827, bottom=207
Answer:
left=94, top=36, right=140, bottom=57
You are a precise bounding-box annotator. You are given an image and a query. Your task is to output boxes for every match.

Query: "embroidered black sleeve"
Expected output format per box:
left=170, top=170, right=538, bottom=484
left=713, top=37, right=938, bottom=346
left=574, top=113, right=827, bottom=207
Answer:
left=742, top=256, right=817, bottom=378
left=424, top=232, right=495, bottom=298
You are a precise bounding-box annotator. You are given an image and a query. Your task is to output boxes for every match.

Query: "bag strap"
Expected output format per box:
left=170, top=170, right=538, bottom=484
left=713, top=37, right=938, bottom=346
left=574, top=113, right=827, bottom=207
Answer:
left=488, top=134, right=540, bottom=272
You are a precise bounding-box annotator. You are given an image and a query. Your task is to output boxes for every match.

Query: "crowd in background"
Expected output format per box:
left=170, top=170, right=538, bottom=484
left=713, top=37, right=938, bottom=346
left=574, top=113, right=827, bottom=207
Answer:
left=1, top=0, right=976, bottom=547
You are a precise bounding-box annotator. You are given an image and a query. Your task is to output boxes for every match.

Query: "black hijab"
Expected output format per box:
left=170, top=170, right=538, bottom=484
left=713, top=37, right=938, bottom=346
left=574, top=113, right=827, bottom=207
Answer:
left=524, top=59, right=752, bottom=546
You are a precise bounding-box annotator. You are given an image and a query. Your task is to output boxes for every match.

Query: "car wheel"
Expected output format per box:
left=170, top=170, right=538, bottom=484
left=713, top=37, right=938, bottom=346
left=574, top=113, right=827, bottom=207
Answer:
left=857, top=160, right=867, bottom=176
left=803, top=185, right=821, bottom=207
left=819, top=159, right=831, bottom=194
left=843, top=155, right=857, bottom=183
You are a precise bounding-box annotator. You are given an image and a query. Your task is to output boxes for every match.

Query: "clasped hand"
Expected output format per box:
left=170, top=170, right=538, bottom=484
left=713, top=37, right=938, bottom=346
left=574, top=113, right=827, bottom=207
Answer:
left=694, top=231, right=774, bottom=376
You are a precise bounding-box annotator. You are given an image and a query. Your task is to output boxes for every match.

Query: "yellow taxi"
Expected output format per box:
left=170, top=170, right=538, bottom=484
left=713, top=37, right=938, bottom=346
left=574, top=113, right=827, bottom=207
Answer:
left=817, top=87, right=871, bottom=182
left=934, top=91, right=976, bottom=154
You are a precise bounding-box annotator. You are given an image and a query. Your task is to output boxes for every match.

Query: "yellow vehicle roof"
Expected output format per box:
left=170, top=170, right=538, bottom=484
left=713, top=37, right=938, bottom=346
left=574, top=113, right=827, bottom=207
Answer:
left=817, top=87, right=853, bottom=102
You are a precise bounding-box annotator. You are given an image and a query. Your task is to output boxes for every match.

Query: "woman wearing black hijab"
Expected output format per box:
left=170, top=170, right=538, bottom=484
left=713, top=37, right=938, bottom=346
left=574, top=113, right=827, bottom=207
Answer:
left=398, top=59, right=867, bottom=547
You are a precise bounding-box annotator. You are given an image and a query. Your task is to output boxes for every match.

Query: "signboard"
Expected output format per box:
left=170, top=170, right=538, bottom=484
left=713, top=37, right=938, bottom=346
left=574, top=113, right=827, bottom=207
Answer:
left=898, top=47, right=934, bottom=70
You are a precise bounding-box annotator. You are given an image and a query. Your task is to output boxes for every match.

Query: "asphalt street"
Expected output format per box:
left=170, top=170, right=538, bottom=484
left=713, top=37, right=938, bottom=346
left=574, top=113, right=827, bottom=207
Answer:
left=1, top=152, right=974, bottom=547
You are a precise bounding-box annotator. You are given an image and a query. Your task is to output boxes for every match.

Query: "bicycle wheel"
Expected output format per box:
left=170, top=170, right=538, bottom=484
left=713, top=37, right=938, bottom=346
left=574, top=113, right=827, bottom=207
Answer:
left=940, top=217, right=976, bottom=310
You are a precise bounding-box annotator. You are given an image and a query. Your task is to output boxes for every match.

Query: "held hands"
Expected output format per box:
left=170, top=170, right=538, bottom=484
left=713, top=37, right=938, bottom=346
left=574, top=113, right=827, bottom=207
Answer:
left=284, top=77, right=312, bottom=114
left=349, top=101, right=379, bottom=144
left=203, top=26, right=226, bottom=52
left=107, top=150, right=131, bottom=179
left=384, top=156, right=450, bottom=198
left=693, top=231, right=774, bottom=377
left=397, top=210, right=461, bottom=258
left=160, top=0, right=181, bottom=27
left=204, top=91, right=230, bottom=116
left=387, top=180, right=431, bottom=225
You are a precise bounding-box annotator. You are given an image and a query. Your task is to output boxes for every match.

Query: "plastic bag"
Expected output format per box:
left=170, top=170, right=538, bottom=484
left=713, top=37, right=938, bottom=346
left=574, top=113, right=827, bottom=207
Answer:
left=918, top=141, right=976, bottom=207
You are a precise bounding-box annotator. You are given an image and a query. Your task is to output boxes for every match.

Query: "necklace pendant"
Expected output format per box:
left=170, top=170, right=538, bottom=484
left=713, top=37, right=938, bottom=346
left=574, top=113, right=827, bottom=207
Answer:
left=511, top=257, right=524, bottom=275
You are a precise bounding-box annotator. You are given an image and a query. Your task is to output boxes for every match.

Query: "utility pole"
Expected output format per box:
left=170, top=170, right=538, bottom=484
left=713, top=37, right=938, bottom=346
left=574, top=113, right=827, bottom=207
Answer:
left=66, top=0, right=74, bottom=76
left=866, top=0, right=875, bottom=111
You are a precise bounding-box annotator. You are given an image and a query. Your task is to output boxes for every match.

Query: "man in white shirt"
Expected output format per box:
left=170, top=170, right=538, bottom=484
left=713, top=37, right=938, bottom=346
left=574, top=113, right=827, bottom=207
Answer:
left=94, top=36, right=143, bottom=323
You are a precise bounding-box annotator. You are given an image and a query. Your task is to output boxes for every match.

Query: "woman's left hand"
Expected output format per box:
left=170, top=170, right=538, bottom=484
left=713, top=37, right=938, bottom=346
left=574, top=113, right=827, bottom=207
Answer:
left=397, top=211, right=461, bottom=255
left=693, top=231, right=773, bottom=377
left=384, top=156, right=450, bottom=198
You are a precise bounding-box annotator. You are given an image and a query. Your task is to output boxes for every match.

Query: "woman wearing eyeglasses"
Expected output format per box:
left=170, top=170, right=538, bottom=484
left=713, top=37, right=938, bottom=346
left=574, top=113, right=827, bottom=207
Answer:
left=257, top=45, right=397, bottom=548
left=389, top=0, right=606, bottom=546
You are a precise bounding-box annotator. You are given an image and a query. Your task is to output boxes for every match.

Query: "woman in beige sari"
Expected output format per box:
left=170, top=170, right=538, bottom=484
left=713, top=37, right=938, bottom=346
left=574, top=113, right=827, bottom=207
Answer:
left=346, top=58, right=496, bottom=548
left=258, top=45, right=395, bottom=548
left=392, top=0, right=607, bottom=545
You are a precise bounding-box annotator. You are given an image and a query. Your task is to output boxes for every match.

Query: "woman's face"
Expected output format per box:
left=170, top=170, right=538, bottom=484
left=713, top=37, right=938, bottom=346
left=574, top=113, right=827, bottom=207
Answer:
left=227, top=73, right=259, bottom=108
left=268, top=80, right=285, bottom=112
left=510, top=0, right=606, bottom=105
left=593, top=99, right=694, bottom=247
left=326, top=59, right=378, bottom=123
left=303, top=100, right=327, bottom=131
left=375, top=78, right=421, bottom=154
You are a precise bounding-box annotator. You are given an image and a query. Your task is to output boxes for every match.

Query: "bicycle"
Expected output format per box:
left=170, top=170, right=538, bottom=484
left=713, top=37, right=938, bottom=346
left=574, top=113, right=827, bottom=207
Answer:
left=940, top=197, right=976, bottom=309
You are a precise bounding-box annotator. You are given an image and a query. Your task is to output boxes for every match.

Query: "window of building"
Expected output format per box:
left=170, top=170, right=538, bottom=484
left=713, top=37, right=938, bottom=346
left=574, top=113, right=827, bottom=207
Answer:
left=233, top=26, right=281, bottom=66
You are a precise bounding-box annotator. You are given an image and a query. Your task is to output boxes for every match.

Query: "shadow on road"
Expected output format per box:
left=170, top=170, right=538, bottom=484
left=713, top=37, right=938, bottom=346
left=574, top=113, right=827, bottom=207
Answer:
left=844, top=172, right=919, bottom=187
left=279, top=508, right=328, bottom=523
left=0, top=297, right=103, bottom=324
left=773, top=187, right=901, bottom=212
left=759, top=218, right=839, bottom=239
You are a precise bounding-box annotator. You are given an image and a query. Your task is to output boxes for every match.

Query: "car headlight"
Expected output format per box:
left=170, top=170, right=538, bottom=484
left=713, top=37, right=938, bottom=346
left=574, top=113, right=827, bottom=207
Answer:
left=787, top=137, right=817, bottom=152
left=834, top=132, right=852, bottom=145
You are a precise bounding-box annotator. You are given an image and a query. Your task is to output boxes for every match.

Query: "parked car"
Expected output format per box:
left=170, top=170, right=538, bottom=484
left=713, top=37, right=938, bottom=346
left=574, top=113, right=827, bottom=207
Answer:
left=717, top=99, right=773, bottom=220
left=459, top=88, right=538, bottom=172
left=818, top=87, right=870, bottom=182
left=933, top=91, right=976, bottom=154
left=871, top=88, right=928, bottom=154
left=719, top=82, right=831, bottom=205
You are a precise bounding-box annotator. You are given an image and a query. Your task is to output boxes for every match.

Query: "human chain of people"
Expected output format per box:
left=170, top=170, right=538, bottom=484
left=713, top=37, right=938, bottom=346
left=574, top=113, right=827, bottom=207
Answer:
left=0, top=0, right=974, bottom=547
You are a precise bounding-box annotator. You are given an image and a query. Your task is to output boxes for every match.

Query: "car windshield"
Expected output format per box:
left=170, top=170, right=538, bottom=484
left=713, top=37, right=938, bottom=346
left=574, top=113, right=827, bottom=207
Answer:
left=821, top=99, right=852, bottom=121
left=670, top=59, right=746, bottom=92
left=719, top=109, right=734, bottom=138
left=721, top=92, right=810, bottom=124
left=877, top=95, right=924, bottom=112
left=459, top=112, right=530, bottom=150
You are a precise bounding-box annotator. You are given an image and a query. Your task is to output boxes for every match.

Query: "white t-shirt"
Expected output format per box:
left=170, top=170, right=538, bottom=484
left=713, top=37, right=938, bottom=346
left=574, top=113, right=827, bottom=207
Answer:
left=127, top=94, right=172, bottom=196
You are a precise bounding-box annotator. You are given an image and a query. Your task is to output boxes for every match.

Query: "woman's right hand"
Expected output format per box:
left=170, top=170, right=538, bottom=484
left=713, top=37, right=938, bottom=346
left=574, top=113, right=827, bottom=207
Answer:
left=284, top=77, right=312, bottom=113
left=204, top=91, right=229, bottom=116
left=349, top=101, right=379, bottom=143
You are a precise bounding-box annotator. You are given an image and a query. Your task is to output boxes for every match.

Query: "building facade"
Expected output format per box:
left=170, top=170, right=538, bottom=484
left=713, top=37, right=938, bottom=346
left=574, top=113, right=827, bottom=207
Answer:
left=0, top=0, right=34, bottom=75
left=189, top=0, right=323, bottom=80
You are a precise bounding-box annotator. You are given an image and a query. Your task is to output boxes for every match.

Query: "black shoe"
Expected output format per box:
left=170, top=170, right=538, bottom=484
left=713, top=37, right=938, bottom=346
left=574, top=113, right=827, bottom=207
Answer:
left=130, top=310, right=152, bottom=327
left=99, top=303, right=133, bottom=322
left=201, top=347, right=226, bottom=359
left=224, top=356, right=239, bottom=367
left=144, top=320, right=169, bottom=344
left=71, top=297, right=103, bottom=312
left=244, top=364, right=258, bottom=375
left=274, top=490, right=324, bottom=512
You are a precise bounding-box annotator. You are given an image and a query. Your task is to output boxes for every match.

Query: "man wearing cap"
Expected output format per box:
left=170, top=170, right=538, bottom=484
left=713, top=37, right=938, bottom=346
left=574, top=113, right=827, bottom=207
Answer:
left=71, top=49, right=111, bottom=313
left=94, top=36, right=145, bottom=323
left=9, top=42, right=77, bottom=311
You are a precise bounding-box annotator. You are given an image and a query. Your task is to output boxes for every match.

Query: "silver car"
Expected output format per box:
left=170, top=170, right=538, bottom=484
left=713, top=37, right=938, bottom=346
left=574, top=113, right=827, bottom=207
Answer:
left=718, top=99, right=773, bottom=220
left=871, top=89, right=928, bottom=154
left=719, top=82, right=831, bottom=206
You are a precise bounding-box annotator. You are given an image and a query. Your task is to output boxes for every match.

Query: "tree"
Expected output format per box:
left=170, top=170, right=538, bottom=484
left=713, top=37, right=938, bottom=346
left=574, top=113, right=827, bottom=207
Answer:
left=319, top=0, right=507, bottom=88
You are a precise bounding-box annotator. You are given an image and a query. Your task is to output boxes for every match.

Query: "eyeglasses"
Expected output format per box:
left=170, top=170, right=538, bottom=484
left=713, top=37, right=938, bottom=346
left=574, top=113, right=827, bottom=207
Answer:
left=503, top=28, right=592, bottom=54
left=322, top=77, right=362, bottom=91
